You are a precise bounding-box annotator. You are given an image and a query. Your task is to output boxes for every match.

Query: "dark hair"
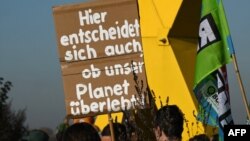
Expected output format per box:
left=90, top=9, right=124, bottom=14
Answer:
left=154, top=105, right=184, bottom=140
left=101, top=123, right=127, bottom=141
left=62, top=122, right=100, bottom=141
left=189, top=134, right=210, bottom=141
left=21, top=129, right=49, bottom=141
left=211, top=134, right=218, bottom=141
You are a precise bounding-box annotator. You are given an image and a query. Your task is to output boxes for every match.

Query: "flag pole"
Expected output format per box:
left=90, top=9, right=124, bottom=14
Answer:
left=232, top=54, right=250, bottom=119
left=108, top=113, right=115, bottom=141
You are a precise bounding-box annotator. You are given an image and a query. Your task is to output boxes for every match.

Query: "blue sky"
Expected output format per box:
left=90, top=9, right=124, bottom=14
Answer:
left=0, top=0, right=250, bottom=130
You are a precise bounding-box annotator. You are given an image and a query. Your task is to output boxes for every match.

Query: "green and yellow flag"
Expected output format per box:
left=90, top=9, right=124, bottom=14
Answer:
left=194, top=0, right=234, bottom=86
left=194, top=0, right=235, bottom=140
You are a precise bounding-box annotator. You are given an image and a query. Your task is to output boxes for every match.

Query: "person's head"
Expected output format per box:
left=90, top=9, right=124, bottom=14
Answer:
left=210, top=134, right=218, bottom=141
left=101, top=123, right=127, bottom=141
left=22, top=129, right=49, bottom=141
left=154, top=105, right=184, bottom=141
left=189, top=134, right=210, bottom=141
left=62, top=122, right=101, bottom=141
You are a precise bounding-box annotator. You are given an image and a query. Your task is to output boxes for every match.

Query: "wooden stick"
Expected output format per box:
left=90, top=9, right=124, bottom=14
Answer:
left=108, top=113, right=115, bottom=141
left=232, top=54, right=250, bottom=119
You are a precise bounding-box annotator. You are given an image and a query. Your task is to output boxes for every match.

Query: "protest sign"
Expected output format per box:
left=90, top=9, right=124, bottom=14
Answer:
left=53, top=0, right=148, bottom=118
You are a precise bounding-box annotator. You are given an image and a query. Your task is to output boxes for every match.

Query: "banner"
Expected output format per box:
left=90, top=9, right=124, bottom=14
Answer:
left=53, top=0, right=148, bottom=118
left=194, top=66, right=233, bottom=126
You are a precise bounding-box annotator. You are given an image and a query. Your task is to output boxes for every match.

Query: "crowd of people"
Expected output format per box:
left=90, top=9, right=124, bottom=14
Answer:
left=21, top=105, right=218, bottom=141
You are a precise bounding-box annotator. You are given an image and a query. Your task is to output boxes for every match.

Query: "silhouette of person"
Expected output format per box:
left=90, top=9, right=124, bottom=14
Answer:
left=62, top=122, right=101, bottom=141
left=189, top=134, right=210, bottom=141
left=21, top=129, right=49, bottom=141
left=101, top=122, right=127, bottom=141
left=153, top=105, right=184, bottom=141
left=210, top=134, right=218, bottom=141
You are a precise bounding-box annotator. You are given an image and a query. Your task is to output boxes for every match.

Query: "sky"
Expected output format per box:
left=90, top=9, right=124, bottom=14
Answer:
left=0, top=0, right=250, bottom=131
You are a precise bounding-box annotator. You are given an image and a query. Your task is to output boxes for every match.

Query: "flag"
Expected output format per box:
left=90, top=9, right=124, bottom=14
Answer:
left=193, top=0, right=234, bottom=140
left=195, top=0, right=235, bottom=86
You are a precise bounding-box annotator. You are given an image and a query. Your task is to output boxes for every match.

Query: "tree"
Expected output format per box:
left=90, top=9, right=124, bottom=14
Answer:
left=0, top=77, right=27, bottom=141
left=121, top=69, right=157, bottom=141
